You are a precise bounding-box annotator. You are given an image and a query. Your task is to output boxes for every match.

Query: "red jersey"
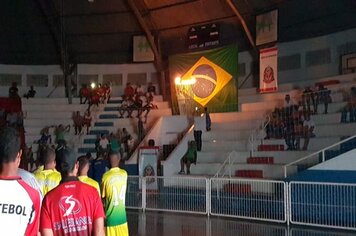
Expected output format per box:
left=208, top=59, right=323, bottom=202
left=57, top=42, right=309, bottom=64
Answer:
left=40, top=178, right=105, bottom=236
left=0, top=176, right=41, bottom=236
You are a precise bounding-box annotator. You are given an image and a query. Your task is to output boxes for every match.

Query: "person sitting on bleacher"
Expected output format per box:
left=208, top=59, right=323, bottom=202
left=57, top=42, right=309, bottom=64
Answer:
left=135, top=84, right=145, bottom=96
left=292, top=105, right=304, bottom=151
left=88, top=89, right=100, bottom=112
left=147, top=82, right=156, bottom=97
left=124, top=82, right=135, bottom=99
left=96, top=83, right=106, bottom=104
left=179, top=140, right=197, bottom=175
left=8, top=82, right=19, bottom=98
left=24, top=85, right=36, bottom=99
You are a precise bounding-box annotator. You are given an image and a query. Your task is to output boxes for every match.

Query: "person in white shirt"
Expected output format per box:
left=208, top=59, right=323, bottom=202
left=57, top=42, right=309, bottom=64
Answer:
left=194, top=109, right=205, bottom=151
left=302, top=113, right=315, bottom=150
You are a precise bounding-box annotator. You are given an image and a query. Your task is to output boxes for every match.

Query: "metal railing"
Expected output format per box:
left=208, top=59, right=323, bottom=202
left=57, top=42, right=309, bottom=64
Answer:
left=213, top=151, right=239, bottom=178
left=289, top=181, right=356, bottom=230
left=124, top=176, right=356, bottom=230
left=283, top=134, right=356, bottom=178
left=210, top=178, right=287, bottom=223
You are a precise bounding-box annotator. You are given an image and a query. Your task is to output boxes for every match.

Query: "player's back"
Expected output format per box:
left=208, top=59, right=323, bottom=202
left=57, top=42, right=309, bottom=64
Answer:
left=34, top=169, right=61, bottom=195
left=0, top=177, right=41, bottom=236
left=79, top=175, right=101, bottom=197
left=41, top=179, right=104, bottom=236
left=102, top=167, right=128, bottom=235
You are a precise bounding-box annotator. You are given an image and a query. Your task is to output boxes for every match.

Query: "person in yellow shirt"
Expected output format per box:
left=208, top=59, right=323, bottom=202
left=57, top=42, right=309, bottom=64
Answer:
left=102, top=151, right=128, bottom=236
left=78, top=155, right=101, bottom=196
left=34, top=147, right=61, bottom=196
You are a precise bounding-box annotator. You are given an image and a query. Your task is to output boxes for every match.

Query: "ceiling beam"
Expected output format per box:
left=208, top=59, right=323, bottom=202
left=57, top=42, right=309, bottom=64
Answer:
left=226, top=0, right=256, bottom=50
left=127, top=0, right=162, bottom=70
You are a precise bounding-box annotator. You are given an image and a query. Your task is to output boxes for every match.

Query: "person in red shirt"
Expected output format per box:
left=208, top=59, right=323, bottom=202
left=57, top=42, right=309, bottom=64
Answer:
left=40, top=148, right=105, bottom=236
left=0, top=127, right=41, bottom=236
left=124, top=82, right=134, bottom=99
left=79, top=84, right=90, bottom=104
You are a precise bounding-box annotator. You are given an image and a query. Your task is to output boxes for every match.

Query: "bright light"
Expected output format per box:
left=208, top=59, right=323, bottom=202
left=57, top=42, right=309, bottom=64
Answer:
left=90, top=82, right=96, bottom=89
left=175, top=76, right=197, bottom=85
left=174, top=76, right=181, bottom=85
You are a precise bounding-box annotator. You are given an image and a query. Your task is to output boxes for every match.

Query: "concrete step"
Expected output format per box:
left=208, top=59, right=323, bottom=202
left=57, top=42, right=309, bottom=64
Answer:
left=94, top=121, right=113, bottom=127
left=187, top=163, right=297, bottom=179
left=23, top=104, right=88, bottom=112
left=197, top=150, right=311, bottom=164
left=241, top=100, right=347, bottom=113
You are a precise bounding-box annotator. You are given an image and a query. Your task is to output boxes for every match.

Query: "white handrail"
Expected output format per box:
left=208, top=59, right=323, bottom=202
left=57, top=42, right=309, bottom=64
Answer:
left=213, top=151, right=238, bottom=178
left=283, top=133, right=356, bottom=178
left=249, top=112, right=271, bottom=157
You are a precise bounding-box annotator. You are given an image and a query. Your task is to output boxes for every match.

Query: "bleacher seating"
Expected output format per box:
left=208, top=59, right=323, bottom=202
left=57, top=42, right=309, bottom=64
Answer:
left=164, top=72, right=356, bottom=180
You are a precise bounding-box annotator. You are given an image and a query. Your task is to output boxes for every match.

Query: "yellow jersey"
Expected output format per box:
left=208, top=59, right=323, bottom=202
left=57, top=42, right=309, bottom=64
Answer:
left=34, top=169, right=61, bottom=196
left=102, top=167, right=128, bottom=236
left=78, top=175, right=101, bottom=197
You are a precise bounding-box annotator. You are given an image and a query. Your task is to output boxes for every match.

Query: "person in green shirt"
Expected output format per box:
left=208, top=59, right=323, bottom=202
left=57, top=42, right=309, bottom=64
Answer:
left=179, top=140, right=197, bottom=175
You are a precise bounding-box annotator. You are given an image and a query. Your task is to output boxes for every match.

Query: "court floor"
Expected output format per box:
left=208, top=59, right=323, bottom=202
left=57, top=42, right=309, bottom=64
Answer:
left=127, top=210, right=355, bottom=236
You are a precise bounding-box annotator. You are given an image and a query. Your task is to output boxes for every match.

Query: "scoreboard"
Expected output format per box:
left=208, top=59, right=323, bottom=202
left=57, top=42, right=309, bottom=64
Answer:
left=187, top=23, right=220, bottom=50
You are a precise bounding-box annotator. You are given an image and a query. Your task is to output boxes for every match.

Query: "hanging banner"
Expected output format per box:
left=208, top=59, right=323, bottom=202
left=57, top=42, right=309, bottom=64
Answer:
left=138, top=147, right=158, bottom=190
left=133, top=36, right=154, bottom=62
left=169, top=45, right=238, bottom=113
left=256, top=9, right=278, bottom=46
left=259, top=47, right=278, bottom=93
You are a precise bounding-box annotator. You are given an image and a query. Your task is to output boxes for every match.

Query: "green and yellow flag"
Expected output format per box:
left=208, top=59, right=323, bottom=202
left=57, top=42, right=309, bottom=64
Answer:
left=169, top=45, right=238, bottom=113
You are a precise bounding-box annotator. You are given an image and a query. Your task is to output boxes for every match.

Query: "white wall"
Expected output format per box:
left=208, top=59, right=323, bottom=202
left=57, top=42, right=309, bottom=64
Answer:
left=126, top=115, right=190, bottom=165
left=310, top=149, right=356, bottom=170
left=238, top=28, right=356, bottom=88
left=0, top=63, right=157, bottom=98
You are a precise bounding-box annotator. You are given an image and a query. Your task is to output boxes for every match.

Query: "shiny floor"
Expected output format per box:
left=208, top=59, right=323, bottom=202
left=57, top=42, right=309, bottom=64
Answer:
left=127, top=210, right=355, bottom=236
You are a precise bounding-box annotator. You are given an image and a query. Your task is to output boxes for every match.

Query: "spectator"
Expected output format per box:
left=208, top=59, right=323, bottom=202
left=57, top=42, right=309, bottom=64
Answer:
left=134, top=95, right=144, bottom=117
left=138, top=117, right=145, bottom=142
left=302, top=86, right=316, bottom=113
left=83, top=110, right=92, bottom=134
left=204, top=107, right=211, bottom=131
left=194, top=110, right=205, bottom=151
left=109, top=132, right=121, bottom=153
left=79, top=84, right=90, bottom=104
left=316, top=84, right=331, bottom=114
left=179, top=140, right=197, bottom=175
left=38, top=127, right=52, bottom=145
left=40, top=148, right=105, bottom=236
left=102, top=151, right=129, bottom=236
left=24, top=85, right=36, bottom=99
left=283, top=94, right=295, bottom=116
left=121, top=128, right=131, bottom=157
left=302, top=113, right=315, bottom=151
left=8, top=82, right=19, bottom=98
left=135, top=84, right=145, bottom=96
left=72, top=111, right=83, bottom=135
left=341, top=87, right=356, bottom=123
left=54, top=124, right=70, bottom=145
left=0, top=127, right=41, bottom=235
left=34, top=146, right=61, bottom=196
left=78, top=155, right=101, bottom=196
left=98, top=134, right=109, bottom=158
left=147, top=82, right=156, bottom=97
left=124, top=82, right=135, bottom=99
left=103, top=82, right=112, bottom=103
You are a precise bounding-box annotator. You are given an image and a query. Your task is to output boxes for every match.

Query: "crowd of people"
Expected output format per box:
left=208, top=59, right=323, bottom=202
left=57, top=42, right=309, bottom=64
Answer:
left=0, top=126, right=129, bottom=235
left=79, top=83, right=112, bottom=111
left=264, top=84, right=333, bottom=151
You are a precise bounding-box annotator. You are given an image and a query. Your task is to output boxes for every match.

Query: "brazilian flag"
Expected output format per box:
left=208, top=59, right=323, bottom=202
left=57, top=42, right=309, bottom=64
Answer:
left=169, top=45, right=238, bottom=114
